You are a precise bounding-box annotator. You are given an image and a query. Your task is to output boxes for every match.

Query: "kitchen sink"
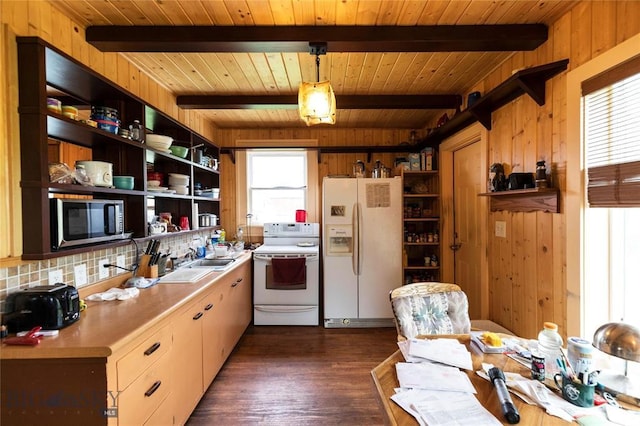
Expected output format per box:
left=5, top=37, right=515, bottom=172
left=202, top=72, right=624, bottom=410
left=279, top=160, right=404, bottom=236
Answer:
left=159, top=258, right=236, bottom=284
left=189, top=258, right=235, bottom=268
left=185, top=258, right=236, bottom=271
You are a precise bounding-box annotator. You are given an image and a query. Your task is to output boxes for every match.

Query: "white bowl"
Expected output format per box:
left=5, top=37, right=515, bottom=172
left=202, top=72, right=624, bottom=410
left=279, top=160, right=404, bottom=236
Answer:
left=146, top=134, right=173, bottom=150
left=169, top=176, right=190, bottom=186
left=170, top=185, right=189, bottom=195
left=147, top=180, right=161, bottom=187
left=168, top=173, right=189, bottom=179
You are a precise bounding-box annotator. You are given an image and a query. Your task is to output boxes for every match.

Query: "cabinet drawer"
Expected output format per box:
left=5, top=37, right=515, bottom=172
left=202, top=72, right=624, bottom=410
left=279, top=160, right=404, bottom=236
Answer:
left=117, top=350, right=172, bottom=425
left=143, top=393, right=173, bottom=426
left=117, top=325, right=172, bottom=390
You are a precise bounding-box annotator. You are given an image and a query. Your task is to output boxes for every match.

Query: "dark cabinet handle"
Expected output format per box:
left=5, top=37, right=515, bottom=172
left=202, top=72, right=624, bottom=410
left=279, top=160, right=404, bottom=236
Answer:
left=144, top=342, right=161, bottom=356
left=204, top=303, right=214, bottom=311
left=232, top=277, right=243, bottom=287
left=193, top=312, right=203, bottom=320
left=144, top=381, right=162, bottom=397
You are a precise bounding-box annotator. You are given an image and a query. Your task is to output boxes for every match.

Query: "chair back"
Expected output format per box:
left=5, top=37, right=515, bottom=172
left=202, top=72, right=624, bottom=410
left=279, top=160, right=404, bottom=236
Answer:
left=389, top=282, right=471, bottom=339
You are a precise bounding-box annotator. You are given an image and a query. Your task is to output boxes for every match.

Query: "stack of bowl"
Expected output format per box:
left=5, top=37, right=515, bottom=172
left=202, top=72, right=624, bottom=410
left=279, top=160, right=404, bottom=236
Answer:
left=146, top=134, right=173, bottom=152
left=168, top=173, right=189, bottom=195
left=147, top=171, right=164, bottom=186
left=91, top=106, right=120, bottom=134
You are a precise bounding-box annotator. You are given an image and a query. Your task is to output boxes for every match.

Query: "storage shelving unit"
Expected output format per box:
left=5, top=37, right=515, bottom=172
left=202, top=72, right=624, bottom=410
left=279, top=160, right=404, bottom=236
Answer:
left=401, top=170, right=441, bottom=283
left=17, top=37, right=220, bottom=260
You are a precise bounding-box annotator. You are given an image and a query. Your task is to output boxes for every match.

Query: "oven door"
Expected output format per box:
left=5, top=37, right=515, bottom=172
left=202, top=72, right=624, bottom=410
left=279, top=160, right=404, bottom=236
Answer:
left=253, top=253, right=319, bottom=305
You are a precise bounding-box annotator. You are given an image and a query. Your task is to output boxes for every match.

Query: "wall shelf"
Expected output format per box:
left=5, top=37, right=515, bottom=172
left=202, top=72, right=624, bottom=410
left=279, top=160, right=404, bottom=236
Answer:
left=416, top=58, right=569, bottom=148
left=479, top=187, right=559, bottom=213
left=17, top=37, right=221, bottom=259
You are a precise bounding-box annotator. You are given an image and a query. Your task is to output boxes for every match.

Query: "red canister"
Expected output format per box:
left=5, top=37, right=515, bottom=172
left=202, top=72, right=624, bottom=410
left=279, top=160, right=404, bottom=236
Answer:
left=295, top=209, right=307, bottom=223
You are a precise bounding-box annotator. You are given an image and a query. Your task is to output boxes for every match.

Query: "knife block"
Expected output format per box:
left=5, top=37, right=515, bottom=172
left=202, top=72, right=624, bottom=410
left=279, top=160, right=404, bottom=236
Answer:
left=138, top=254, right=158, bottom=279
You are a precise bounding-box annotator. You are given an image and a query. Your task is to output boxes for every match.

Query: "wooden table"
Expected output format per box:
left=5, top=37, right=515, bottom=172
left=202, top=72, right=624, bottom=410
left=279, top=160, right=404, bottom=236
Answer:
left=371, top=335, right=568, bottom=425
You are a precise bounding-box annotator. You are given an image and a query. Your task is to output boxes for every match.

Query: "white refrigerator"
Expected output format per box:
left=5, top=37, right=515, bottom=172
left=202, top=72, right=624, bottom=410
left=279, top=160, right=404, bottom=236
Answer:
left=322, top=176, right=402, bottom=328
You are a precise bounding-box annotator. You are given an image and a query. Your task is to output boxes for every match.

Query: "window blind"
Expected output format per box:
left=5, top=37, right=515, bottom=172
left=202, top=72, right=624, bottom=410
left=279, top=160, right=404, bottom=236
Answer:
left=583, top=63, right=640, bottom=207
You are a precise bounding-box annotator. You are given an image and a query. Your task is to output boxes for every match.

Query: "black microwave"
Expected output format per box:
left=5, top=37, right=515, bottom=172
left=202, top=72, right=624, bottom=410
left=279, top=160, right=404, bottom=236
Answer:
left=50, top=199, right=130, bottom=249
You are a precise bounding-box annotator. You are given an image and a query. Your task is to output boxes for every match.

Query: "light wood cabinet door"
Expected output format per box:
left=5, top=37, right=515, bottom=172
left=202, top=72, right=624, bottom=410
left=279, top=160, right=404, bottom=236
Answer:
left=172, top=299, right=205, bottom=426
left=219, top=261, right=253, bottom=357
left=201, top=286, right=225, bottom=389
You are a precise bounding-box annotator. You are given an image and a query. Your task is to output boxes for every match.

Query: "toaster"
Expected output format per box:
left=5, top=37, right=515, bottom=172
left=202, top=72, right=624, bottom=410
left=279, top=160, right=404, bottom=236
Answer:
left=4, top=284, right=80, bottom=333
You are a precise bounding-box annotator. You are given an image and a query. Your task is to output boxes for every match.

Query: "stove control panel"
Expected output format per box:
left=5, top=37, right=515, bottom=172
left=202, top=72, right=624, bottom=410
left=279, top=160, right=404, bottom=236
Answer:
left=263, top=222, right=319, bottom=237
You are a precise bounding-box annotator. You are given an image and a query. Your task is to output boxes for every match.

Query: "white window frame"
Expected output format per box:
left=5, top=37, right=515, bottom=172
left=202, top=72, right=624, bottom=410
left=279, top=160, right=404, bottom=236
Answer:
left=246, top=149, right=308, bottom=224
left=233, top=139, right=319, bottom=236
left=566, top=33, right=640, bottom=338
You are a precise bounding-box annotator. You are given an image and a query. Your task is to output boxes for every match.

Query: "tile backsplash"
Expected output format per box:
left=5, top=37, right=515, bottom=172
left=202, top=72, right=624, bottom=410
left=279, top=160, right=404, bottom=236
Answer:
left=0, top=231, right=214, bottom=313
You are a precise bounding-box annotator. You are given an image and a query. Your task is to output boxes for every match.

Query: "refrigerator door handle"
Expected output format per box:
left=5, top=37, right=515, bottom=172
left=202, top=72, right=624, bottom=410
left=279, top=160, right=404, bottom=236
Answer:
left=352, top=202, right=360, bottom=275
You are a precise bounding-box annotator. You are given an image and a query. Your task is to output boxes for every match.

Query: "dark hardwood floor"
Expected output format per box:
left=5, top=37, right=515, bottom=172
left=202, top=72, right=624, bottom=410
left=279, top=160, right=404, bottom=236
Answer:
left=186, top=325, right=399, bottom=425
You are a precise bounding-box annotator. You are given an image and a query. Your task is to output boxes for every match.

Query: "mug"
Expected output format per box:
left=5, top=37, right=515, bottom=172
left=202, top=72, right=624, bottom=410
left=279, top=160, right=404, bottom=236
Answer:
left=179, top=216, right=190, bottom=231
left=554, top=373, right=595, bottom=407
left=295, top=209, right=307, bottom=223
left=149, top=222, right=167, bottom=235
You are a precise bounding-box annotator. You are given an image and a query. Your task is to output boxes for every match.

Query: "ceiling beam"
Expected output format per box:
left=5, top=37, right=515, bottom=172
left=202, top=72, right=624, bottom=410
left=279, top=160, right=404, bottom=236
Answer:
left=177, top=94, right=462, bottom=110
left=86, top=25, right=547, bottom=53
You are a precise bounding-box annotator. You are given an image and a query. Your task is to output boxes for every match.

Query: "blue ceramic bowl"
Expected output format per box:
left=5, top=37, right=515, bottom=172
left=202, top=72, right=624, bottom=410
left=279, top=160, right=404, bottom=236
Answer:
left=96, top=120, right=119, bottom=134
left=113, top=176, right=134, bottom=190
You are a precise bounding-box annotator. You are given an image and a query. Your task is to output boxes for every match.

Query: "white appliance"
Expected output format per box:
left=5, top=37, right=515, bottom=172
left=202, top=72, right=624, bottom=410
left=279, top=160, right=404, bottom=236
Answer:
left=323, top=177, right=402, bottom=328
left=253, top=222, right=320, bottom=326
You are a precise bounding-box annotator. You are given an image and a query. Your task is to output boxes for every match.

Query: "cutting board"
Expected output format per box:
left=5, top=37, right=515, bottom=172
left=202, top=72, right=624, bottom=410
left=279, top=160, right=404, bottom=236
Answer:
left=159, top=268, right=213, bottom=283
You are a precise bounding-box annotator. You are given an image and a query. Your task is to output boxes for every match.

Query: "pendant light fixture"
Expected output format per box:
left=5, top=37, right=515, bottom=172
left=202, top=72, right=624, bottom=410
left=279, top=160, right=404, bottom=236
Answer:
left=298, top=42, right=336, bottom=126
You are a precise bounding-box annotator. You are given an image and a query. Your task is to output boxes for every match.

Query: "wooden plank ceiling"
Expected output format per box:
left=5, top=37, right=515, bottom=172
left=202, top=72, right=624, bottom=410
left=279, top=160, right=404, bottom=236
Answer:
left=52, top=0, right=577, bottom=130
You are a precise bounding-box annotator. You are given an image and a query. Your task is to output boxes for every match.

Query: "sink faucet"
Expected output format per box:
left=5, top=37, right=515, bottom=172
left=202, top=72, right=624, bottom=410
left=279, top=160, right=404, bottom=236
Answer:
left=185, top=247, right=197, bottom=260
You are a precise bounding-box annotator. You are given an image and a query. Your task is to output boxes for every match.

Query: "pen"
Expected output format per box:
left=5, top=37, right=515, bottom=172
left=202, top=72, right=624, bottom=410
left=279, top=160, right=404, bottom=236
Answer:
left=559, top=348, right=576, bottom=380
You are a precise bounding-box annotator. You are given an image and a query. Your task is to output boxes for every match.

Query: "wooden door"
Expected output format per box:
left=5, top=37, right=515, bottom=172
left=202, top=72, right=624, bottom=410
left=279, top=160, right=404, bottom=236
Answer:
left=453, top=142, right=485, bottom=319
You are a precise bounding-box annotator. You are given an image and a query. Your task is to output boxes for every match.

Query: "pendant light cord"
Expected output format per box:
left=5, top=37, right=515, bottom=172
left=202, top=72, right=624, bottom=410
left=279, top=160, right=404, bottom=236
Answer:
left=315, top=54, right=320, bottom=82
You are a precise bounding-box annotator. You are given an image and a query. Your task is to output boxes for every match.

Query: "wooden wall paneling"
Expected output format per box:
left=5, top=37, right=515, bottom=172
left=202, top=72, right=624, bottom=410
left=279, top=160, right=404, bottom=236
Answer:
left=551, top=11, right=571, bottom=339
left=537, top=212, right=556, bottom=337
left=490, top=210, right=512, bottom=327
left=4, top=1, right=29, bottom=35
left=71, top=21, right=89, bottom=65
left=570, top=2, right=592, bottom=68
left=0, top=25, right=23, bottom=259
left=51, top=6, right=73, bottom=55
left=523, top=214, right=540, bottom=338
left=615, top=1, right=640, bottom=44
left=510, top=212, right=525, bottom=332
left=26, top=0, right=44, bottom=37
left=117, top=54, right=131, bottom=90
left=88, top=43, right=105, bottom=76
left=591, top=1, right=617, bottom=58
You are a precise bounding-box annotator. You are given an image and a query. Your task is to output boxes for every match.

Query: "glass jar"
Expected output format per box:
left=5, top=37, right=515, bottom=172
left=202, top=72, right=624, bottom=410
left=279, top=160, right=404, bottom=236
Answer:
left=129, top=120, right=143, bottom=142
left=536, top=160, right=547, bottom=181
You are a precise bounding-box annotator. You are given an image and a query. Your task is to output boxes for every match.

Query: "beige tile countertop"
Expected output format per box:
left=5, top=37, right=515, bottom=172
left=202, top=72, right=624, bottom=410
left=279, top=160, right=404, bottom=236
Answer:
left=0, top=251, right=253, bottom=360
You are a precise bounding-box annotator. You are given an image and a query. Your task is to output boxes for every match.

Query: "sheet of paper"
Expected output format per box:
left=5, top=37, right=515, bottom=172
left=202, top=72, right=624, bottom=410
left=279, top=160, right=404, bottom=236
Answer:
left=407, top=338, right=473, bottom=370
left=396, top=362, right=476, bottom=393
left=391, top=388, right=501, bottom=426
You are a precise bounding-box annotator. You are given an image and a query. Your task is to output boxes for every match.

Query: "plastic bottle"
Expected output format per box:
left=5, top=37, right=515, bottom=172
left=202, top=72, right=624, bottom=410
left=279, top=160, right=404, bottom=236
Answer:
left=537, top=322, right=563, bottom=379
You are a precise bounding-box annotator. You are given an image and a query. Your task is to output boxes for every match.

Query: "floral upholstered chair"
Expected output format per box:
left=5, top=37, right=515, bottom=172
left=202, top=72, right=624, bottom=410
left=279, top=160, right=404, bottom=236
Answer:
left=389, top=282, right=471, bottom=340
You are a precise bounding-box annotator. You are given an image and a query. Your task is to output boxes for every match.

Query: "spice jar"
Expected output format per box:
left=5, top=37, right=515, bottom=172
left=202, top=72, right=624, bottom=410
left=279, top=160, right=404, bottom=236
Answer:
left=129, top=120, right=144, bottom=142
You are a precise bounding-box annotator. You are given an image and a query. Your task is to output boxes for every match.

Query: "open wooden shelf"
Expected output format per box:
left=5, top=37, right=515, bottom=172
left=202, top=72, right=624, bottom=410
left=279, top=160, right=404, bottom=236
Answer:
left=479, top=187, right=559, bottom=213
left=417, top=58, right=569, bottom=147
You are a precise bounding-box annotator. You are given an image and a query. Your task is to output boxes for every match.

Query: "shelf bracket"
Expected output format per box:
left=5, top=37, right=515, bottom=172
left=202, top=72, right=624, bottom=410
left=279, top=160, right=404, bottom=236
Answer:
left=221, top=148, right=236, bottom=164
left=517, top=75, right=547, bottom=106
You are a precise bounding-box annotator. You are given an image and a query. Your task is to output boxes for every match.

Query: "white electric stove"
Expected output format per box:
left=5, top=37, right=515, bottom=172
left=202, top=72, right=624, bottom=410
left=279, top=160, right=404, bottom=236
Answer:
left=253, top=223, right=320, bottom=325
